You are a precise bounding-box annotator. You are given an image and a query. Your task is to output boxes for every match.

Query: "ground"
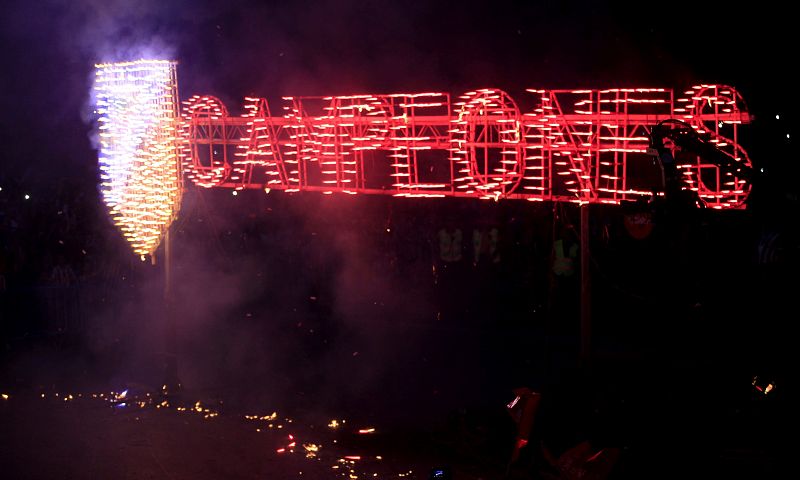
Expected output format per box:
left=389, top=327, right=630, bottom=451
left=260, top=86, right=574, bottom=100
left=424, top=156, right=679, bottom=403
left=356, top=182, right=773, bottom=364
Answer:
left=1, top=365, right=788, bottom=480
left=0, top=383, right=510, bottom=480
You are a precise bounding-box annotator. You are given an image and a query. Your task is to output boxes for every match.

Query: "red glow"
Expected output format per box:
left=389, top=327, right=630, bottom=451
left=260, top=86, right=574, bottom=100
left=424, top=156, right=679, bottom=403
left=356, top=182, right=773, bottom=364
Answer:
left=181, top=85, right=752, bottom=208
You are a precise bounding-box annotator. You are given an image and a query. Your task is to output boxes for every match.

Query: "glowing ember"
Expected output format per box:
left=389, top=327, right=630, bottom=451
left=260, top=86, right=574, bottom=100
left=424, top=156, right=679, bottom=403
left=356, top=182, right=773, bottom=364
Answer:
left=303, top=443, right=320, bottom=458
left=18, top=389, right=429, bottom=478
left=93, top=60, right=183, bottom=259
left=245, top=412, right=278, bottom=421
left=752, top=376, right=777, bottom=395
left=328, top=419, right=343, bottom=428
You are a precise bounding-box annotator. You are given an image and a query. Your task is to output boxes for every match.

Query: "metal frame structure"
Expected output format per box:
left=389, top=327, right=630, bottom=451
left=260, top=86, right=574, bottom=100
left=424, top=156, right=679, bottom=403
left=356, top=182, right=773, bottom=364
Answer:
left=94, top=60, right=182, bottom=258
left=180, top=84, right=751, bottom=208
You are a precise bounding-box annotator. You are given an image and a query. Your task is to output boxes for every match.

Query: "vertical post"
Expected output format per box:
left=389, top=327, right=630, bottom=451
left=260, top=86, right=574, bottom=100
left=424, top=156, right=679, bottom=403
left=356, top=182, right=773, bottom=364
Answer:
left=163, top=228, right=180, bottom=394
left=580, top=204, right=591, bottom=367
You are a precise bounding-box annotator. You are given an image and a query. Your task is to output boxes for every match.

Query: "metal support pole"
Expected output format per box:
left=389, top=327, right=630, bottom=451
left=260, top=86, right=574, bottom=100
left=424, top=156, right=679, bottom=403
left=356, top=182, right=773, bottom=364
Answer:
left=580, top=204, right=591, bottom=367
left=163, top=228, right=181, bottom=394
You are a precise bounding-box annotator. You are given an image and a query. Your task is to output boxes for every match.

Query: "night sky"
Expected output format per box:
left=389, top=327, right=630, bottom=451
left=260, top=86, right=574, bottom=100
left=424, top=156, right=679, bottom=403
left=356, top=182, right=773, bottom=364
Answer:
left=0, top=1, right=797, bottom=468
left=0, top=0, right=796, bottom=189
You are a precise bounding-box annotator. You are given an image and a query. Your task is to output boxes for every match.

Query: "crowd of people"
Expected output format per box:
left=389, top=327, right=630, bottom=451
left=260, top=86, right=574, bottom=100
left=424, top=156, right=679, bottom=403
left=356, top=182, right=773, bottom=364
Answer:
left=1, top=178, right=560, bottom=364
left=0, top=173, right=132, bottom=346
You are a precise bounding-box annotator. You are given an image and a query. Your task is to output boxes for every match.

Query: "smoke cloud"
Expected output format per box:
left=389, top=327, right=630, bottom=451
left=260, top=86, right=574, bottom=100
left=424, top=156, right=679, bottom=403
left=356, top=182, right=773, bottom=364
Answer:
left=3, top=0, right=795, bottom=437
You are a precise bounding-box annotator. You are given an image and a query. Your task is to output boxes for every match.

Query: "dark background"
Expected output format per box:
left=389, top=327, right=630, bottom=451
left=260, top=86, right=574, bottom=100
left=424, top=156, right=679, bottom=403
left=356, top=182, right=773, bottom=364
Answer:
left=1, top=1, right=797, bottom=477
